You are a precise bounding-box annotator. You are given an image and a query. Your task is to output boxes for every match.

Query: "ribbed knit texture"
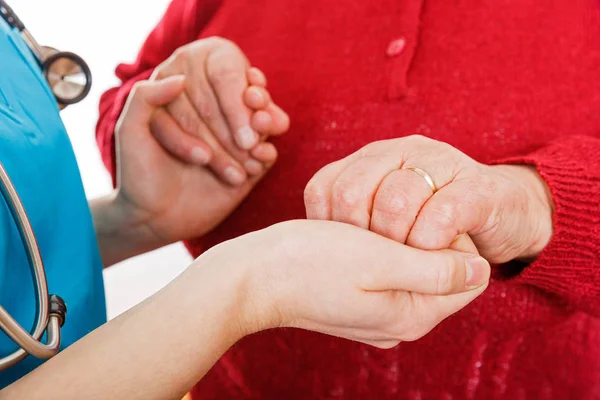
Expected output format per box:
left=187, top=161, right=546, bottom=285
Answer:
left=96, top=0, right=600, bottom=398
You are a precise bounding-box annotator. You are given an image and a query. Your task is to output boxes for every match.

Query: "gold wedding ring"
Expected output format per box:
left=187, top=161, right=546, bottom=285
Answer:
left=401, top=166, right=437, bottom=193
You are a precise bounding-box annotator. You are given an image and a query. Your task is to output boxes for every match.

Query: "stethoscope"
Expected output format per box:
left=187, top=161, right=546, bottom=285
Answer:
left=0, top=0, right=92, bottom=106
left=0, top=0, right=93, bottom=371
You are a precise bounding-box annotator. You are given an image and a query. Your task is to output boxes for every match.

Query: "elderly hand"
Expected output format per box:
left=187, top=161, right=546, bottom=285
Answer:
left=203, top=219, right=491, bottom=347
left=111, top=76, right=281, bottom=252
left=150, top=37, right=290, bottom=185
left=304, top=135, right=554, bottom=263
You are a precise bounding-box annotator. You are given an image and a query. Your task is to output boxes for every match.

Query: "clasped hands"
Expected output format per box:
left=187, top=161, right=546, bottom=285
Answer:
left=111, top=37, right=555, bottom=349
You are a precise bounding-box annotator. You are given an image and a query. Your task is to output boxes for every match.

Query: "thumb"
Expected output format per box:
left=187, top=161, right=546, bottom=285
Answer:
left=449, top=233, right=479, bottom=254
left=119, top=76, right=186, bottom=129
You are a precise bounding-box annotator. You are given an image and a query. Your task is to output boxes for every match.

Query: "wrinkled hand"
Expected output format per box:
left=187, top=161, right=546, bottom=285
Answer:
left=304, top=135, right=554, bottom=263
left=113, top=76, right=279, bottom=249
left=150, top=37, right=290, bottom=185
left=205, top=220, right=490, bottom=348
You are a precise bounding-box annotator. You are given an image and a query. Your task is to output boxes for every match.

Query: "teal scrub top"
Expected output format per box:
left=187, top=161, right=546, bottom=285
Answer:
left=0, top=18, right=106, bottom=387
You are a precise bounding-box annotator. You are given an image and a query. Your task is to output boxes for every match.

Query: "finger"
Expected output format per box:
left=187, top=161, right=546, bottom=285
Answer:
left=264, top=103, right=290, bottom=135
left=330, top=153, right=403, bottom=229
left=251, top=110, right=273, bottom=134
left=245, top=150, right=277, bottom=186
left=370, top=168, right=436, bottom=243
left=449, top=234, right=479, bottom=254
left=304, top=155, right=360, bottom=220
left=150, top=109, right=212, bottom=166
left=244, top=86, right=271, bottom=110
left=151, top=108, right=245, bottom=185
left=247, top=67, right=267, bottom=87
left=184, top=52, right=257, bottom=168
left=206, top=47, right=259, bottom=150
left=165, top=95, right=251, bottom=184
left=120, top=76, right=185, bottom=126
left=359, top=233, right=490, bottom=295
left=247, top=102, right=289, bottom=138
left=250, top=142, right=278, bottom=165
left=406, top=180, right=493, bottom=251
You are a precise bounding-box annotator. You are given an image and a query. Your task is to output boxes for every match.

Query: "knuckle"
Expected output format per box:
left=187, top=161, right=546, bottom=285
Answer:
left=130, top=81, right=149, bottom=99
left=304, top=178, right=328, bottom=208
left=194, top=98, right=216, bottom=122
left=208, top=64, right=242, bottom=86
left=406, top=134, right=427, bottom=142
left=170, top=104, right=198, bottom=134
left=435, top=256, right=459, bottom=295
left=171, top=46, right=187, bottom=60
left=403, top=134, right=431, bottom=148
left=357, top=140, right=386, bottom=158
left=331, top=179, right=363, bottom=211
left=204, top=36, right=228, bottom=47
left=429, top=202, right=458, bottom=233
left=373, top=181, right=410, bottom=217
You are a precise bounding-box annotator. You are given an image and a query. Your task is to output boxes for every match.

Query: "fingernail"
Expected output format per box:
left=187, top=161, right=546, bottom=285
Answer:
left=465, top=257, right=490, bottom=289
left=249, top=88, right=264, bottom=105
left=237, top=126, right=259, bottom=150
left=190, top=147, right=210, bottom=164
left=224, top=166, right=246, bottom=186
left=244, top=159, right=264, bottom=176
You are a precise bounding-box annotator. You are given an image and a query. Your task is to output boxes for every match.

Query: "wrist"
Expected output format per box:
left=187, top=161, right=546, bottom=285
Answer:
left=90, top=191, right=163, bottom=266
left=496, top=164, right=554, bottom=260
left=196, top=232, right=285, bottom=337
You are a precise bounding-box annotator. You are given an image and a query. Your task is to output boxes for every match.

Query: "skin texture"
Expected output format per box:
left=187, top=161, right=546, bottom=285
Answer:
left=304, top=135, right=555, bottom=263
left=0, top=220, right=490, bottom=400
left=92, top=76, right=284, bottom=266
left=150, top=38, right=290, bottom=185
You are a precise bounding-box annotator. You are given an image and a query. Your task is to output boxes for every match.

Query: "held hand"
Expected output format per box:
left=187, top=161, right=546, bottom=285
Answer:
left=150, top=37, right=290, bottom=185
left=201, top=220, right=490, bottom=348
left=113, top=76, right=278, bottom=250
left=304, top=135, right=554, bottom=263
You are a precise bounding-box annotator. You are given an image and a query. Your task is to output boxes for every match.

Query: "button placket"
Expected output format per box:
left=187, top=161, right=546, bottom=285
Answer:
left=386, top=0, right=426, bottom=100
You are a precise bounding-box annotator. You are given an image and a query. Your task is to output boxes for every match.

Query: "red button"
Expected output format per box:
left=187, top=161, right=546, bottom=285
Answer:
left=387, top=37, right=406, bottom=57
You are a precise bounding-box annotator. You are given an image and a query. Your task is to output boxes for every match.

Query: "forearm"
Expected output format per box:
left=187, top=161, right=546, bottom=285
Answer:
left=0, top=250, right=248, bottom=399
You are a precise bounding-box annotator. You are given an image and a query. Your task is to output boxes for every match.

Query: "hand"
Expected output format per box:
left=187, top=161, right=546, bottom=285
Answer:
left=112, top=76, right=279, bottom=251
left=150, top=37, right=290, bottom=185
left=304, top=135, right=554, bottom=263
left=200, top=219, right=491, bottom=348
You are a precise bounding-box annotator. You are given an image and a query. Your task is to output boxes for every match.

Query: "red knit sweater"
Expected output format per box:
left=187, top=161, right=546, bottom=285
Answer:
left=96, top=0, right=600, bottom=398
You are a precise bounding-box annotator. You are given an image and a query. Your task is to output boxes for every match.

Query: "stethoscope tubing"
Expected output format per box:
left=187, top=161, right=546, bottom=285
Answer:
left=0, top=161, right=64, bottom=371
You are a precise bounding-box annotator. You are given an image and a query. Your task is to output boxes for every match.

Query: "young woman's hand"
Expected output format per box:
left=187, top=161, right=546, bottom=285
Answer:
left=200, top=219, right=490, bottom=348
left=2, top=219, right=489, bottom=400
left=97, top=75, right=285, bottom=265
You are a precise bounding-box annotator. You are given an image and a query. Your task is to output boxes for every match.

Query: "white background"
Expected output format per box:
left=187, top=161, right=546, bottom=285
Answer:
left=10, top=0, right=193, bottom=319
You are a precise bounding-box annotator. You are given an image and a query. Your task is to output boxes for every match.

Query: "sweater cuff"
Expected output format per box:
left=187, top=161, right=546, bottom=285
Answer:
left=492, top=135, right=600, bottom=303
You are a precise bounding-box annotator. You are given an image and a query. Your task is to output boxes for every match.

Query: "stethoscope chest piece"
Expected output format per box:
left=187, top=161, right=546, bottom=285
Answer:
left=41, top=47, right=92, bottom=106
left=1, top=1, right=92, bottom=107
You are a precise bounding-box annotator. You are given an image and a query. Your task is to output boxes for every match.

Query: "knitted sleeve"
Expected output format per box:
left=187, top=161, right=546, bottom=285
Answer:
left=96, top=0, right=222, bottom=183
left=495, top=135, right=600, bottom=316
